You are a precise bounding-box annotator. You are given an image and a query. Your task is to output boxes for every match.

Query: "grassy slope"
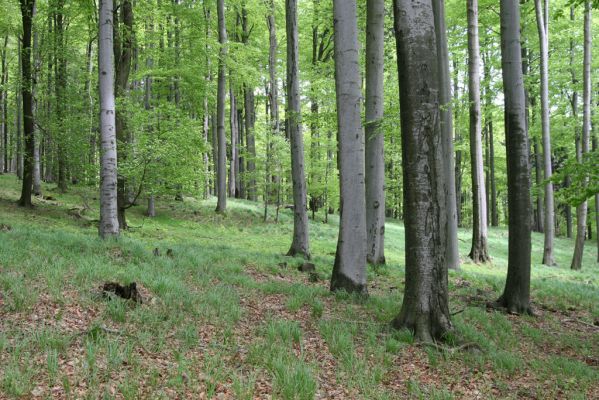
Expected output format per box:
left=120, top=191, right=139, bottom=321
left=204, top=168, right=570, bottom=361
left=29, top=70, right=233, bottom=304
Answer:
left=0, top=173, right=597, bottom=399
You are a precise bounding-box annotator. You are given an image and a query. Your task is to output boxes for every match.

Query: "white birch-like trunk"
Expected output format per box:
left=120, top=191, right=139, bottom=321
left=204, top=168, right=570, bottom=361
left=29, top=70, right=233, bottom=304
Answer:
left=98, top=0, right=119, bottom=238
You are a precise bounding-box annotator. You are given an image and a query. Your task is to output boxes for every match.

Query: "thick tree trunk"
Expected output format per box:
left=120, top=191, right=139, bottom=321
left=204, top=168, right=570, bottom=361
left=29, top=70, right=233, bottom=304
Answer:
left=215, top=0, right=227, bottom=213
left=18, top=0, right=35, bottom=208
left=16, top=40, right=23, bottom=180
left=496, top=0, right=533, bottom=314
left=365, top=0, right=386, bottom=265
left=98, top=0, right=119, bottom=238
left=146, top=195, right=155, bottom=217
left=330, top=0, right=367, bottom=295
left=571, top=1, right=591, bottom=271
left=433, top=0, right=459, bottom=270
left=489, top=120, right=498, bottom=226
left=285, top=0, right=310, bottom=259
left=534, top=0, right=555, bottom=266
left=467, top=0, right=490, bottom=263
left=392, top=0, right=451, bottom=342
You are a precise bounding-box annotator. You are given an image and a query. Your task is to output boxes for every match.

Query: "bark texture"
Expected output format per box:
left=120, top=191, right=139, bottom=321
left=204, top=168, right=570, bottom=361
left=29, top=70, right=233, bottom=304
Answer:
left=98, top=0, right=120, bottom=238
left=534, top=0, right=555, bottom=266
left=330, top=0, right=367, bottom=295
left=432, top=0, right=460, bottom=270
left=496, top=0, right=533, bottom=314
left=392, top=0, right=451, bottom=342
left=467, top=0, right=490, bottom=263
left=215, top=0, right=227, bottom=213
left=285, top=0, right=310, bottom=259
left=365, top=0, right=386, bottom=265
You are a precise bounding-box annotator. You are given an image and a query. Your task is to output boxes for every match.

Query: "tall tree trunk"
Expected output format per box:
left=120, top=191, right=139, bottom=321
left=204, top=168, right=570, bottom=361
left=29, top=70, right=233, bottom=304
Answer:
left=392, top=0, right=451, bottom=342
left=32, top=8, right=41, bottom=196
left=16, top=40, right=23, bottom=180
left=433, top=0, right=459, bottom=270
left=114, top=0, right=134, bottom=227
left=453, top=60, right=463, bottom=227
left=534, top=0, right=555, bottom=265
left=489, top=120, right=498, bottom=226
left=55, top=0, right=67, bottom=193
left=533, top=136, right=544, bottom=232
left=285, top=0, right=310, bottom=259
left=496, top=0, right=533, bottom=314
left=18, top=0, right=35, bottom=208
left=98, top=0, right=120, bottom=238
left=215, top=0, right=227, bottom=213
left=330, top=0, right=367, bottom=295
left=365, top=0, right=386, bottom=265
left=229, top=86, right=238, bottom=198
left=267, top=0, right=280, bottom=201
left=593, top=132, right=599, bottom=263
left=571, top=1, right=591, bottom=271
left=244, top=85, right=256, bottom=201
left=0, top=35, right=6, bottom=173
left=467, top=0, right=490, bottom=263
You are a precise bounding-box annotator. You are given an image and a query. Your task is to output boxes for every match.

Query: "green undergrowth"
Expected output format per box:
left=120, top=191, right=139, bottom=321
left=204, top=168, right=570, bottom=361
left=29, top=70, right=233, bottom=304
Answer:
left=0, top=174, right=597, bottom=399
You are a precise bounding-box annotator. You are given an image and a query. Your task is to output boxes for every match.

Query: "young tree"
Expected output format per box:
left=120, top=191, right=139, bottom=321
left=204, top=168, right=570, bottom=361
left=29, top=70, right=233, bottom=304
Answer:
left=571, top=0, right=592, bottom=271
left=391, top=0, right=451, bottom=341
left=215, top=0, right=227, bottom=213
left=534, top=0, right=555, bottom=266
left=17, top=0, right=35, bottom=208
left=330, top=0, right=367, bottom=294
left=98, top=0, right=119, bottom=238
left=495, top=0, right=533, bottom=314
left=365, top=0, right=386, bottom=265
left=285, top=0, right=310, bottom=259
left=466, top=0, right=490, bottom=263
left=432, top=0, right=459, bottom=270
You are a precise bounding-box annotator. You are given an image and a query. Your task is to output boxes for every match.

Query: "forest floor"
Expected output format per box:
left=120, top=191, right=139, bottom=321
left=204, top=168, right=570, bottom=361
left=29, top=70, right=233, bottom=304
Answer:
left=0, top=174, right=598, bottom=400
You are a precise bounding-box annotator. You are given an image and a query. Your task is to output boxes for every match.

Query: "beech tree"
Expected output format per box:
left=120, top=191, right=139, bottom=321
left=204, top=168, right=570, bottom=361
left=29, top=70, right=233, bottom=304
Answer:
left=534, top=0, right=556, bottom=266
left=392, top=0, right=451, bottom=341
left=285, top=0, right=310, bottom=259
left=432, top=0, right=460, bottom=271
left=466, top=0, right=490, bottom=263
left=365, top=0, right=385, bottom=265
left=98, top=0, right=119, bottom=238
left=215, top=0, right=227, bottom=213
left=571, top=0, right=592, bottom=271
left=17, top=0, right=34, bottom=208
left=495, top=0, right=533, bottom=314
left=330, top=0, right=367, bottom=294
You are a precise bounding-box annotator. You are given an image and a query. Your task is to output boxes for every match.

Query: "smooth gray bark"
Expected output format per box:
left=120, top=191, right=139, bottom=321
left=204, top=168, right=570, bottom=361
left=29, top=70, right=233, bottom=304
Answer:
left=392, top=0, right=451, bottom=342
left=365, top=0, right=386, bottom=265
left=571, top=1, right=591, bottom=271
left=496, top=0, right=533, bottom=314
left=432, top=0, right=459, bottom=270
left=215, top=0, right=227, bottom=213
left=534, top=0, right=555, bottom=266
left=98, top=0, right=119, bottom=238
left=285, top=0, right=310, bottom=259
left=330, top=0, right=367, bottom=295
left=467, top=0, right=490, bottom=263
